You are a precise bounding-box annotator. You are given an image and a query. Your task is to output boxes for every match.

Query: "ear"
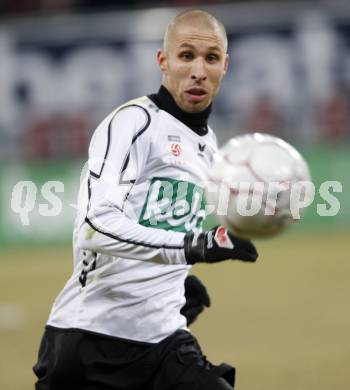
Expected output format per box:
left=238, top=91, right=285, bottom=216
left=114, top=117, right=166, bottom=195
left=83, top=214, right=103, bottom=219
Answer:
left=157, top=49, right=168, bottom=72
left=223, top=53, right=229, bottom=76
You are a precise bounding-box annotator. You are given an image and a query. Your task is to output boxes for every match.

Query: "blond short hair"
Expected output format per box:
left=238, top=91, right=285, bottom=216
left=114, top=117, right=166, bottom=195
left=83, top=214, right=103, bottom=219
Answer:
left=163, top=10, right=228, bottom=53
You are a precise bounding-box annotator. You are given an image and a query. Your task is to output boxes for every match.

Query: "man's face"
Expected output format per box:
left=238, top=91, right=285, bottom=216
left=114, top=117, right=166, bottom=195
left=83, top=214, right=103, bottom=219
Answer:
left=157, top=23, right=229, bottom=113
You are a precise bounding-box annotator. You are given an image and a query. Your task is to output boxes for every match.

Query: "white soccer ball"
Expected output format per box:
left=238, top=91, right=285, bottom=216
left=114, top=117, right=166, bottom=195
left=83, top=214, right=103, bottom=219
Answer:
left=205, top=133, right=312, bottom=239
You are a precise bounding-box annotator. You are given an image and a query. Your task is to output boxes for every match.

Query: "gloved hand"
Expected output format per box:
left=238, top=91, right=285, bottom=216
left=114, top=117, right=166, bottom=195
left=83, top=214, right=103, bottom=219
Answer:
left=184, top=225, right=258, bottom=265
left=180, top=275, right=210, bottom=326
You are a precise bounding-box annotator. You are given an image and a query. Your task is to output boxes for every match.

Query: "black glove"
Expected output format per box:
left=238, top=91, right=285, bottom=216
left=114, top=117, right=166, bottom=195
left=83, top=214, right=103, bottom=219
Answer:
left=180, top=275, right=211, bottom=326
left=184, top=225, right=258, bottom=265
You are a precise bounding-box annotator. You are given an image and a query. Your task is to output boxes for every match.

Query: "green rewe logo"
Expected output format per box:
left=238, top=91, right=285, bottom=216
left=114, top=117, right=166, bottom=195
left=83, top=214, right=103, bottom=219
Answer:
left=139, top=177, right=206, bottom=233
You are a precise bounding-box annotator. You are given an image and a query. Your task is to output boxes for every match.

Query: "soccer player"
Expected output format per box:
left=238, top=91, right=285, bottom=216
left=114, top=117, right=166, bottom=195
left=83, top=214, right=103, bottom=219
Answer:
left=34, top=9, right=258, bottom=390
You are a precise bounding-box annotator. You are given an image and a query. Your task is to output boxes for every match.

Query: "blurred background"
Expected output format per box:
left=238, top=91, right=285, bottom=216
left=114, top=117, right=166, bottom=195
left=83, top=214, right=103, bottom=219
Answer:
left=0, top=0, right=349, bottom=389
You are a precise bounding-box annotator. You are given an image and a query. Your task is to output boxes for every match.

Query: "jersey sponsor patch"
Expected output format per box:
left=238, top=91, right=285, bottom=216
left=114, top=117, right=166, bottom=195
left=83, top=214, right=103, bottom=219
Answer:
left=139, top=177, right=206, bottom=233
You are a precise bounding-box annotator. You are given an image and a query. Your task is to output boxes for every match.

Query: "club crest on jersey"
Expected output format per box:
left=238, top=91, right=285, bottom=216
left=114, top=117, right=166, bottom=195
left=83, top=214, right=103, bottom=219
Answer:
left=171, top=143, right=181, bottom=157
left=214, top=226, right=234, bottom=249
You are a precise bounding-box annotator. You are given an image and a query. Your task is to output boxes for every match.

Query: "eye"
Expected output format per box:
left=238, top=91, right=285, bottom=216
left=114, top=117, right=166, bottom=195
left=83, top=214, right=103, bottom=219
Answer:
left=207, top=54, right=219, bottom=63
left=180, top=51, right=194, bottom=61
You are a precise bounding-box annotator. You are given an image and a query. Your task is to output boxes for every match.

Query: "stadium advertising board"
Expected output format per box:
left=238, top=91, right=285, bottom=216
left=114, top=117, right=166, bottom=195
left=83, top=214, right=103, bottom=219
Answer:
left=0, top=6, right=350, bottom=162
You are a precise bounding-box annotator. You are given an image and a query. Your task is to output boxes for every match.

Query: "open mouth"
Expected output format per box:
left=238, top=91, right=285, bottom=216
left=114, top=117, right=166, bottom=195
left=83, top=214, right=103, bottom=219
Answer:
left=185, top=87, right=208, bottom=102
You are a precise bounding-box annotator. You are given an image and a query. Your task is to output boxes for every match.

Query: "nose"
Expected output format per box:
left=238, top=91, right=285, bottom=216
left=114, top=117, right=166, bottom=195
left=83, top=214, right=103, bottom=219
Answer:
left=191, top=57, right=207, bottom=81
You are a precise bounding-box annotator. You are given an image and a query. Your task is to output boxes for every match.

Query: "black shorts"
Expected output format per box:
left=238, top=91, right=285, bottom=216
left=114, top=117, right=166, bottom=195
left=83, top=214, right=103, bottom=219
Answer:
left=33, top=325, right=235, bottom=390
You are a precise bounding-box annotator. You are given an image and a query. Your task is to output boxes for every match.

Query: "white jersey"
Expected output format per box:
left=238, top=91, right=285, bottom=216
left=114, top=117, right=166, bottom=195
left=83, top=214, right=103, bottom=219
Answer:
left=47, top=94, right=218, bottom=343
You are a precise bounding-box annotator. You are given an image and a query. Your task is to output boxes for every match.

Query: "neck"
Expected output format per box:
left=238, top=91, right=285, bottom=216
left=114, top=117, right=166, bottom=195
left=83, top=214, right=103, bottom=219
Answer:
left=148, top=85, right=212, bottom=136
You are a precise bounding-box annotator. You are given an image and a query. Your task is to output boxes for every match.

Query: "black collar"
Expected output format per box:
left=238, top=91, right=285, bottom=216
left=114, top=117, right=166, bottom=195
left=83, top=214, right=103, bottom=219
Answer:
left=148, top=85, right=211, bottom=136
